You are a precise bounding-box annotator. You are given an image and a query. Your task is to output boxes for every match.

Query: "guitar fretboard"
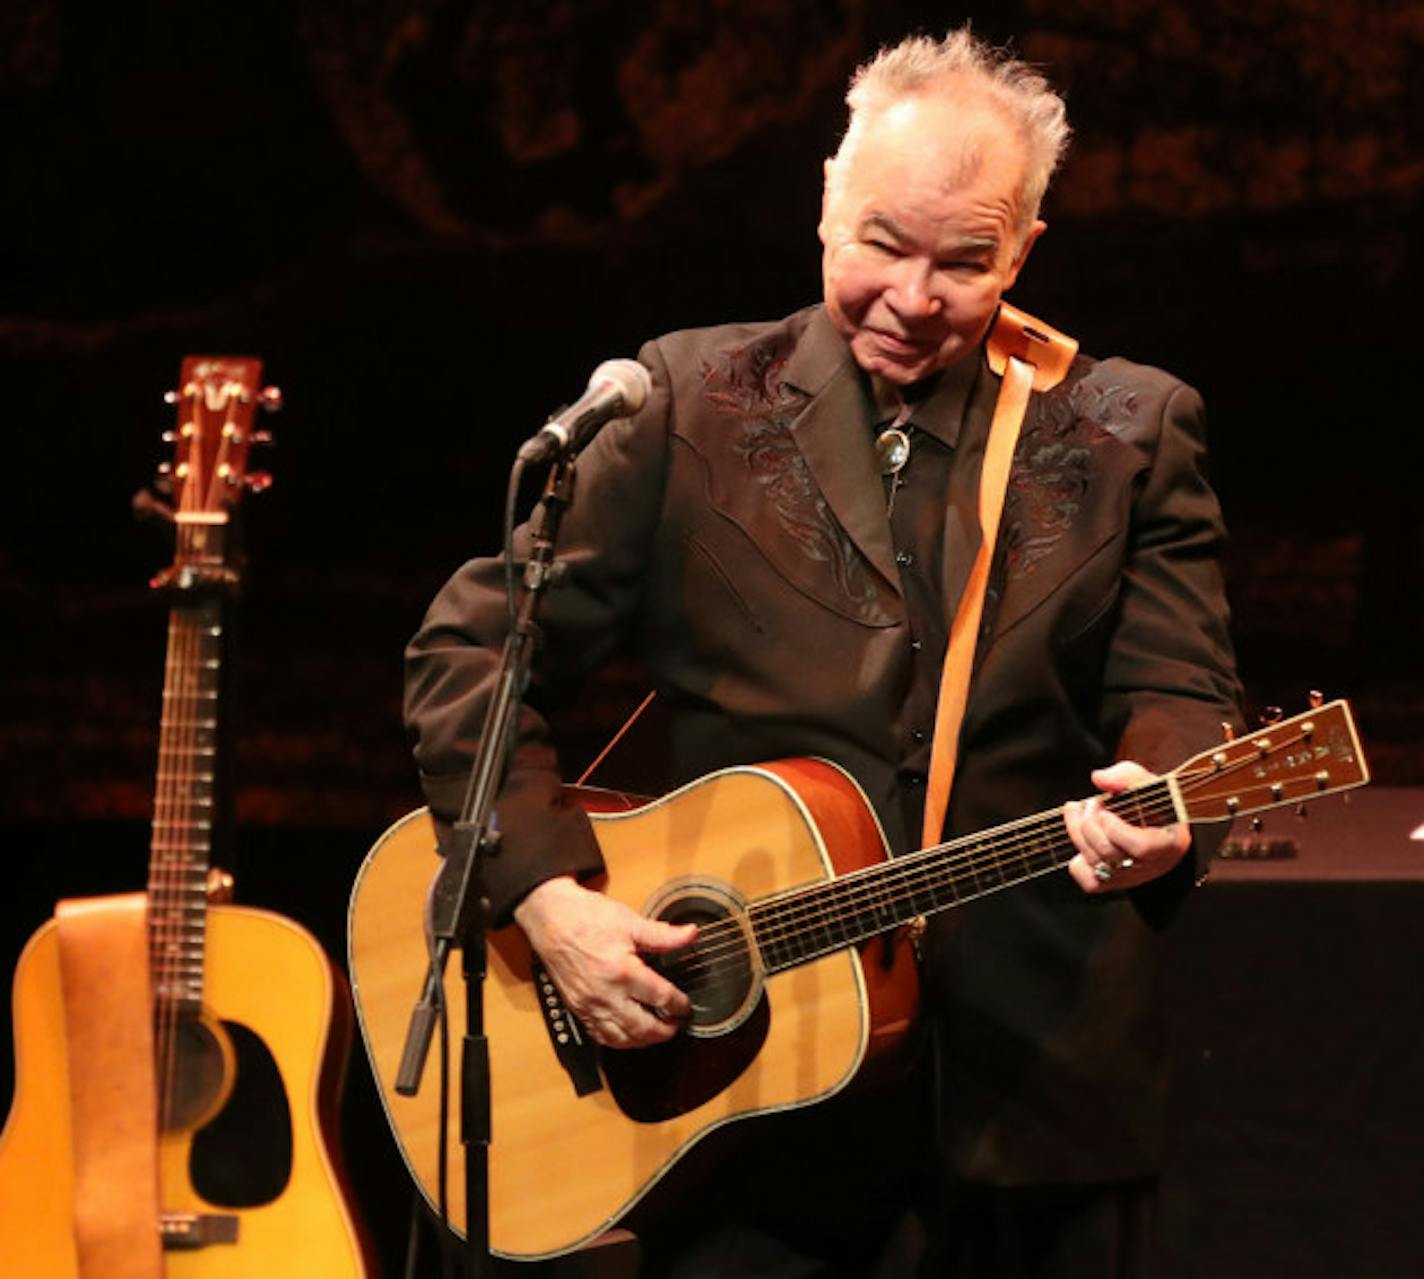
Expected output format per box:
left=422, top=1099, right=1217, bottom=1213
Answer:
left=148, top=522, right=227, bottom=1017
left=749, top=781, right=1175, bottom=972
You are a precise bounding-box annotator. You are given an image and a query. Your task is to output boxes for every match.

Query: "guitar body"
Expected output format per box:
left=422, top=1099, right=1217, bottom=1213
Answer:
left=349, top=757, right=919, bottom=1260
left=0, top=904, right=369, bottom=1277
left=351, top=701, right=1369, bottom=1260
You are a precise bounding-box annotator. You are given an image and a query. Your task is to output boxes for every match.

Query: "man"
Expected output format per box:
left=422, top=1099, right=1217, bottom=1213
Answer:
left=405, top=28, right=1240, bottom=1278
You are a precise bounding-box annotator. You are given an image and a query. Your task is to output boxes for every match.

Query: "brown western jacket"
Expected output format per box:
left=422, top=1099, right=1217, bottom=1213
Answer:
left=404, top=303, right=1242, bottom=1183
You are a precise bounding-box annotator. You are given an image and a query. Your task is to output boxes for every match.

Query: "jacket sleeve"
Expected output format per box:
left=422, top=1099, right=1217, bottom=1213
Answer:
left=402, top=341, right=674, bottom=924
left=1100, top=380, right=1244, bottom=900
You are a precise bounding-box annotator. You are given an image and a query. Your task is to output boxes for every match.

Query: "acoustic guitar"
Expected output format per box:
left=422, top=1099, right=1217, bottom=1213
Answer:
left=0, top=358, right=370, bottom=1276
left=349, top=699, right=1369, bottom=1261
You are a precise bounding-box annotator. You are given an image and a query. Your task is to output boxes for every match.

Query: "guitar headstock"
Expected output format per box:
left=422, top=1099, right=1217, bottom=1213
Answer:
left=150, top=357, right=279, bottom=587
left=159, top=357, right=275, bottom=520
left=1174, top=698, right=1369, bottom=823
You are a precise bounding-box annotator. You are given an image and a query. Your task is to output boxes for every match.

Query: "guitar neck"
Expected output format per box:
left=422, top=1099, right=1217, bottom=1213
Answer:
left=746, top=698, right=1369, bottom=974
left=750, top=780, right=1176, bottom=973
left=148, top=520, right=230, bottom=1018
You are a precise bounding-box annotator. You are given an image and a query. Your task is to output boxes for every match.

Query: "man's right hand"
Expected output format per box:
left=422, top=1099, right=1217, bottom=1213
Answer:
left=512, top=875, right=696, bottom=1048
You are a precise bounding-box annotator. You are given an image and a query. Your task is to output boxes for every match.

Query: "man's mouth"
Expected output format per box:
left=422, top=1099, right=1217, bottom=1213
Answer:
left=869, top=328, right=930, bottom=357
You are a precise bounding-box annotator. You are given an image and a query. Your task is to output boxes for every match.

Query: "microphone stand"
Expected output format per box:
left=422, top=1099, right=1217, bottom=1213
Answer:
left=393, top=453, right=579, bottom=1277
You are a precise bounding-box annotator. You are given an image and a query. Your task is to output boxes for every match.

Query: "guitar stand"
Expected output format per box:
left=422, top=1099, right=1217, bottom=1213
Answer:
left=394, top=456, right=580, bottom=1278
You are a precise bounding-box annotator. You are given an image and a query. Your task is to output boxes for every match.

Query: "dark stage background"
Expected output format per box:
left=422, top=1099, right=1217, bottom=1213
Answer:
left=2, top=3, right=1421, bottom=1276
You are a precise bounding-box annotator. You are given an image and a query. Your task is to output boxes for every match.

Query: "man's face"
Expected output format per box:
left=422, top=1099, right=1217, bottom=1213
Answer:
left=819, top=95, right=1045, bottom=387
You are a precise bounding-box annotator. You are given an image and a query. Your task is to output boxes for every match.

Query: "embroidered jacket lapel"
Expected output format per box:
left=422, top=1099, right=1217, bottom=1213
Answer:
left=781, top=309, right=901, bottom=596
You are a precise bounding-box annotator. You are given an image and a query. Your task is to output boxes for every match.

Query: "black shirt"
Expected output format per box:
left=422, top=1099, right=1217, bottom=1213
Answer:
left=869, top=349, right=994, bottom=847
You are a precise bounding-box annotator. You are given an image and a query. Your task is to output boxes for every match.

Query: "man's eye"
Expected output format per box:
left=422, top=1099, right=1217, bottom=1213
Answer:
left=866, top=240, right=901, bottom=256
left=939, top=260, right=988, bottom=274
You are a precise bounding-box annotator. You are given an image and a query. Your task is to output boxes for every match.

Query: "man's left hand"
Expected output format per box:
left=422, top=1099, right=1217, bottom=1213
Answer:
left=1063, top=761, right=1190, bottom=893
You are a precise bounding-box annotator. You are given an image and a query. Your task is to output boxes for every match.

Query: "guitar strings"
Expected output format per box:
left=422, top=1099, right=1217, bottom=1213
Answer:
left=697, top=748, right=1261, bottom=971
left=152, top=606, right=172, bottom=1121
left=654, top=786, right=1170, bottom=976
left=745, top=789, right=1178, bottom=968
left=657, top=790, right=1176, bottom=984
left=654, top=729, right=1323, bottom=984
left=153, top=592, right=195, bottom=1124
left=667, top=782, right=1203, bottom=980
left=153, top=387, right=194, bottom=1122
left=658, top=786, right=1181, bottom=983
left=689, top=739, right=1319, bottom=980
left=151, top=387, right=230, bottom=1128
left=155, top=581, right=205, bottom=1124
left=746, top=784, right=1172, bottom=953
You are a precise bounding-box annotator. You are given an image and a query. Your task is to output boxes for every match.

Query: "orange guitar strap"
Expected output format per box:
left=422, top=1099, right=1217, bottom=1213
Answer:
left=56, top=893, right=164, bottom=1279
left=920, top=305, right=1079, bottom=848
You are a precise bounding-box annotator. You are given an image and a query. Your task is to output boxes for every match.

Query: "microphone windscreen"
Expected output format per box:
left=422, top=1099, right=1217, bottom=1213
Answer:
left=590, top=358, right=652, bottom=415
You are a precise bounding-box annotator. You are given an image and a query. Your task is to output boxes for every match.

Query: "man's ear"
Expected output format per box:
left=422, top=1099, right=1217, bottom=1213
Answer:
left=1004, top=219, right=1047, bottom=290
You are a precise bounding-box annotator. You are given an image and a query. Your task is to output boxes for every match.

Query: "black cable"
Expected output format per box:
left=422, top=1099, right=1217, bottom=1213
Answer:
left=503, top=457, right=526, bottom=632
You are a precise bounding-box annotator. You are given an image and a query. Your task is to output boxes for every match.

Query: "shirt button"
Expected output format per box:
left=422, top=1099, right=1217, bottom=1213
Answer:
left=902, top=773, right=925, bottom=789
left=911, top=728, right=927, bottom=743
left=895, top=549, right=914, bottom=567
left=909, top=638, right=923, bottom=652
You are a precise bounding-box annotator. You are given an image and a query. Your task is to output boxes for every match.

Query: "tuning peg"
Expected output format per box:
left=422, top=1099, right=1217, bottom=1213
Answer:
left=1259, top=706, right=1283, bottom=726
left=205, top=867, right=235, bottom=904
left=1308, top=689, right=1324, bottom=708
left=1250, top=816, right=1264, bottom=833
left=163, top=388, right=181, bottom=405
left=132, top=488, right=174, bottom=525
left=1221, top=721, right=1236, bottom=742
left=252, top=429, right=274, bottom=445
left=244, top=472, right=274, bottom=493
left=259, top=385, right=283, bottom=413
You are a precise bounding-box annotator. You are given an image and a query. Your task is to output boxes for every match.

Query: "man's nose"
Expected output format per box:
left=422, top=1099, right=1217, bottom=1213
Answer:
left=887, top=260, right=941, bottom=319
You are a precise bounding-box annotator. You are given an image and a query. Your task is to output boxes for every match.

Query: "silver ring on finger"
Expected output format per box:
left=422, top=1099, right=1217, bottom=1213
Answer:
left=1093, top=861, right=1114, bottom=883
left=1119, top=856, right=1136, bottom=870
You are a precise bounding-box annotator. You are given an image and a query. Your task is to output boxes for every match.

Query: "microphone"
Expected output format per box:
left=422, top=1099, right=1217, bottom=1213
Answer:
left=517, top=359, right=652, bottom=463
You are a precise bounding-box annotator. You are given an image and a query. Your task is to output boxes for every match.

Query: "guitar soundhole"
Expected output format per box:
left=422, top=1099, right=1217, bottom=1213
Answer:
left=645, top=882, right=761, bottom=1037
left=601, top=878, right=770, bottom=1124
left=160, top=1015, right=229, bottom=1131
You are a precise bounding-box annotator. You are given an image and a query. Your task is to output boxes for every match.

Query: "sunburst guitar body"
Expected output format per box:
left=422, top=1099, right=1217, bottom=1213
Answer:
left=350, top=701, right=1369, bottom=1262
left=350, top=759, right=919, bottom=1262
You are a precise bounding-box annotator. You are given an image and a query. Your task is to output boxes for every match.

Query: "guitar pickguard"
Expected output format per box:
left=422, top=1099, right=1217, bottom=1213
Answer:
left=189, top=1020, right=294, bottom=1208
left=601, top=994, right=770, bottom=1123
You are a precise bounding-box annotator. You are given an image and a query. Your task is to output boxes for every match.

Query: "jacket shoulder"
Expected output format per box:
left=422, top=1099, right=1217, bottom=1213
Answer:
left=645, top=306, right=819, bottom=372
left=1045, top=351, right=1201, bottom=448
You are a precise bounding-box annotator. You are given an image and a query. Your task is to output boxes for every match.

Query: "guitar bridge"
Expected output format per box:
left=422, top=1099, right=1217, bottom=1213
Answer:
left=160, top=1212, right=239, bottom=1249
left=531, top=958, right=603, bottom=1098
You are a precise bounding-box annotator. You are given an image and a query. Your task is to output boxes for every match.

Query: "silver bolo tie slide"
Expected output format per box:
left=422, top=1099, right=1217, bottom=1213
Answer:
left=875, top=426, right=912, bottom=475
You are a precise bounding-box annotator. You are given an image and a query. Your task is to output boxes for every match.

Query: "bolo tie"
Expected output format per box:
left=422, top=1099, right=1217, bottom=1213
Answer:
left=875, top=402, right=915, bottom=516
